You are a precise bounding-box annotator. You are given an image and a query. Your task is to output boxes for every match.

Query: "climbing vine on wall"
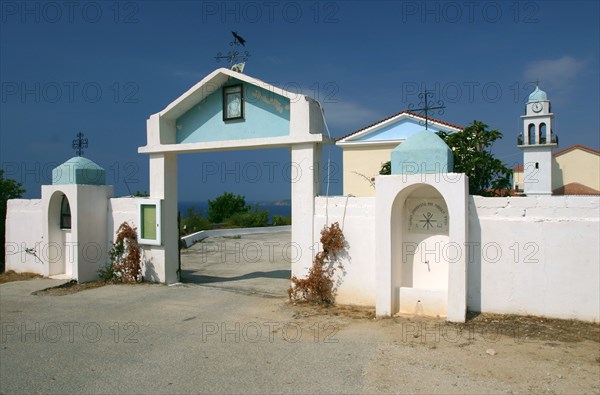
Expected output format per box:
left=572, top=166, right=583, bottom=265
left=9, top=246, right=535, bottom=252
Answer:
left=288, top=222, right=346, bottom=305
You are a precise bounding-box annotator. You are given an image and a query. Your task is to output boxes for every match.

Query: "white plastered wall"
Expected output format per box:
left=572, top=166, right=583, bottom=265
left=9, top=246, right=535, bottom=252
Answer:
left=468, top=195, right=600, bottom=321
left=312, top=193, right=599, bottom=322
left=5, top=185, right=112, bottom=282
left=145, top=153, right=178, bottom=283
left=41, top=184, right=112, bottom=282
left=5, top=199, right=44, bottom=274
left=75, top=185, right=112, bottom=282
left=313, top=196, right=377, bottom=306
left=523, top=147, right=554, bottom=195
left=291, top=143, right=321, bottom=279
left=108, top=197, right=165, bottom=281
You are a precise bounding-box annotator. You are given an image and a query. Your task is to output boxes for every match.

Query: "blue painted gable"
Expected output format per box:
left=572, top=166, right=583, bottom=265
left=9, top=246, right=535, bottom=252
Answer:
left=175, top=78, right=290, bottom=143
left=356, top=118, right=447, bottom=142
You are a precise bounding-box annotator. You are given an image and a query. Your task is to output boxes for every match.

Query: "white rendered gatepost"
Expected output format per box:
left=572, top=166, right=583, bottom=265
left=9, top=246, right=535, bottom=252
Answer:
left=138, top=68, right=330, bottom=283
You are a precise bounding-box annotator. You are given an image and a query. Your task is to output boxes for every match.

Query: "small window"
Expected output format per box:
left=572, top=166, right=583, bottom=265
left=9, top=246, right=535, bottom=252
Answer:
left=137, top=199, right=162, bottom=246
left=223, top=84, right=244, bottom=121
left=535, top=162, right=539, bottom=169
left=60, top=195, right=71, bottom=230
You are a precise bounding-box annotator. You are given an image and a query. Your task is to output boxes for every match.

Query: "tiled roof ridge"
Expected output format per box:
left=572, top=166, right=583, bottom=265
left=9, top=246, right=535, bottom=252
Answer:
left=336, top=110, right=464, bottom=142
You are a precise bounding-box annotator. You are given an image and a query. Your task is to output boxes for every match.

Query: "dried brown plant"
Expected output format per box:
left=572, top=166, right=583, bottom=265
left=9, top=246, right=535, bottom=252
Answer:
left=288, top=222, right=346, bottom=305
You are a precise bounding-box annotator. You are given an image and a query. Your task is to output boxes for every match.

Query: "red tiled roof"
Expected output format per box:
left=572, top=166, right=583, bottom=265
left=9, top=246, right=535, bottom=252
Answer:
left=335, top=110, right=464, bottom=142
left=553, top=182, right=600, bottom=195
left=513, top=144, right=600, bottom=171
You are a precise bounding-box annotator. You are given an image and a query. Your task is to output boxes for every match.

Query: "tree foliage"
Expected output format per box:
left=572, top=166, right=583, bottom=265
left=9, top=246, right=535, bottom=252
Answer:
left=207, top=192, right=249, bottom=223
left=1, top=170, right=25, bottom=270
left=226, top=205, right=269, bottom=228
left=437, top=120, right=512, bottom=196
left=271, top=215, right=292, bottom=226
left=180, top=207, right=211, bottom=235
left=379, top=120, right=512, bottom=196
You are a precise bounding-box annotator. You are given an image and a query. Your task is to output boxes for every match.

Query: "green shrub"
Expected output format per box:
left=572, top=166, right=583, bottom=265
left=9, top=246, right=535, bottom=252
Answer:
left=180, top=207, right=211, bottom=235
left=98, top=261, right=118, bottom=282
left=227, top=206, right=269, bottom=228
left=271, top=215, right=291, bottom=226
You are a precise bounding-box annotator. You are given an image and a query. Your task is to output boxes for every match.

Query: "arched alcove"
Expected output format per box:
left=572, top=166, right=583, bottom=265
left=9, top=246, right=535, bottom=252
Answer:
left=376, top=172, right=468, bottom=322
left=389, top=184, right=451, bottom=316
left=47, top=191, right=72, bottom=276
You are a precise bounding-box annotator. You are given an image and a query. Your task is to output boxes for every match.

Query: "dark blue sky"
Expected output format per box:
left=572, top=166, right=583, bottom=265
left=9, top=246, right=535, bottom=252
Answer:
left=1, top=1, right=598, bottom=201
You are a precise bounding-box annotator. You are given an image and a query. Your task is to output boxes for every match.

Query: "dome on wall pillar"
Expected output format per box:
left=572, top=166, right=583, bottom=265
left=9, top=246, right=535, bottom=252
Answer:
left=391, top=130, right=454, bottom=174
left=528, top=86, right=548, bottom=102
left=52, top=156, right=106, bottom=185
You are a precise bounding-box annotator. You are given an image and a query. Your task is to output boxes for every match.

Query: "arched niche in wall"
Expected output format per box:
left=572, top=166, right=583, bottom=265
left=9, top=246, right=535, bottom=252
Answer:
left=400, top=185, right=450, bottom=290
left=388, top=183, right=451, bottom=317
left=47, top=191, right=72, bottom=276
left=376, top=173, right=468, bottom=322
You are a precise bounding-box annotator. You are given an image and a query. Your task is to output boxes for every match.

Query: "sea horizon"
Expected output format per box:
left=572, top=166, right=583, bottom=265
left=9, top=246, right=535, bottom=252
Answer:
left=178, top=200, right=291, bottom=219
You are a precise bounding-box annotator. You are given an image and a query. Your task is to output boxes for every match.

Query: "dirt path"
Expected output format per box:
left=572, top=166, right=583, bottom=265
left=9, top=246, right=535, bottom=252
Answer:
left=285, top=304, right=600, bottom=394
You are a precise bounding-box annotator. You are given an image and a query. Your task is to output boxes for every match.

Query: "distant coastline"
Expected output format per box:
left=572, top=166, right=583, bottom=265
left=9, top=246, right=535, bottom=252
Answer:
left=179, top=200, right=291, bottom=219
left=256, top=199, right=291, bottom=207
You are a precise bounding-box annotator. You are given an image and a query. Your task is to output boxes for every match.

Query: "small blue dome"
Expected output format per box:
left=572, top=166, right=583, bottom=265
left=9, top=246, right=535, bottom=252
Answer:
left=528, top=86, right=548, bottom=102
left=52, top=156, right=106, bottom=185
left=391, top=130, right=453, bottom=174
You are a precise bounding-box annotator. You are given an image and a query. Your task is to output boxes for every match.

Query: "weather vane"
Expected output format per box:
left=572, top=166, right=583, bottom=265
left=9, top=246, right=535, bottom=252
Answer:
left=408, top=90, right=446, bottom=130
left=72, top=132, right=88, bottom=156
left=215, top=31, right=251, bottom=71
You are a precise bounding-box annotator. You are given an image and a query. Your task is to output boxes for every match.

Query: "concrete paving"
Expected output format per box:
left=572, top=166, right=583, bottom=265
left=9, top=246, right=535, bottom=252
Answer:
left=0, top=278, right=373, bottom=394
left=2, top=231, right=599, bottom=394
left=1, top=232, right=371, bottom=394
left=180, top=232, right=293, bottom=297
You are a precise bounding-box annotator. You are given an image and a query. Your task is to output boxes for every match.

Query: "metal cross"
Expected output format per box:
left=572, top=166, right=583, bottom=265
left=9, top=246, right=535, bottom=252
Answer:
left=72, top=132, right=88, bottom=156
left=408, top=90, right=446, bottom=130
left=215, top=31, right=251, bottom=67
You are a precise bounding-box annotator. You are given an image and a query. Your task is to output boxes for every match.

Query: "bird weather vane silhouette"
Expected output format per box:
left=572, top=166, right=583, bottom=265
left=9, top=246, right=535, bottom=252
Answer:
left=408, top=90, right=446, bottom=130
left=72, top=132, right=88, bottom=156
left=215, top=31, right=251, bottom=68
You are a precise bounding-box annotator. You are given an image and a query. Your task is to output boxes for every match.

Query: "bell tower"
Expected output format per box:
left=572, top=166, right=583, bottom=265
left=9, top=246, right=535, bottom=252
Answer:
left=517, top=85, right=558, bottom=195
